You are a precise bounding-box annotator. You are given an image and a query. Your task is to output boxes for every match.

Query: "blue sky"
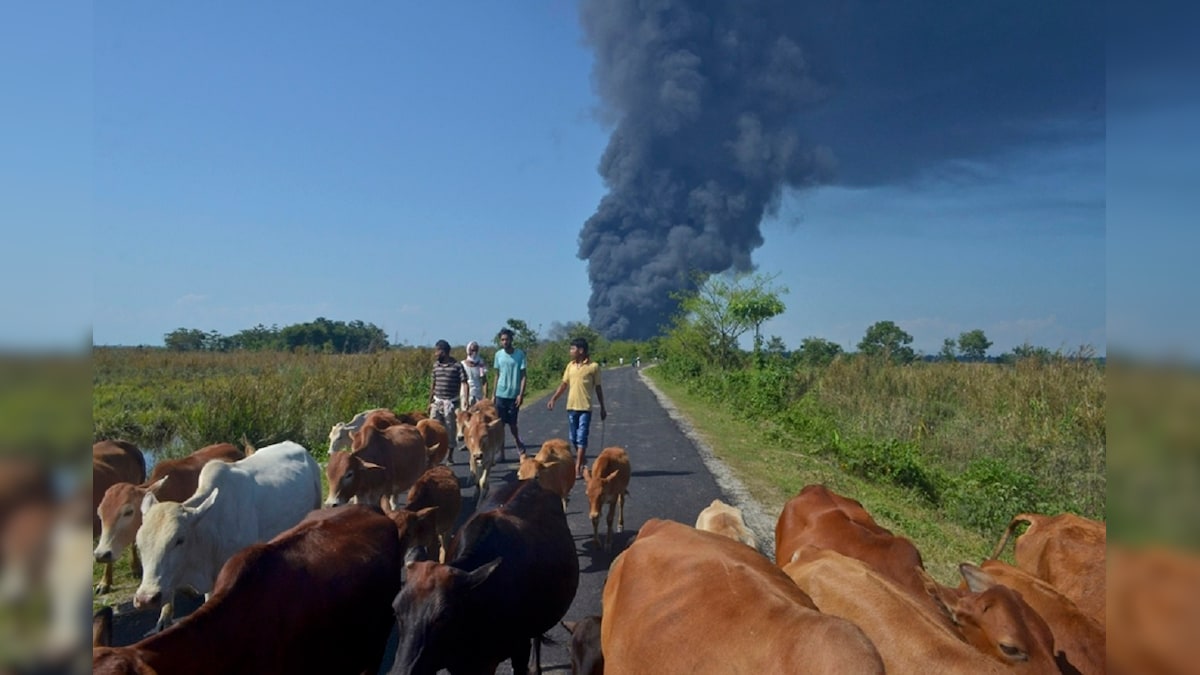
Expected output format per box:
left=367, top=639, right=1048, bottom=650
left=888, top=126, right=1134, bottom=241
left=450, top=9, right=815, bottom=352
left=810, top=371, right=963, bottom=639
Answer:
left=4, top=1, right=1147, bottom=357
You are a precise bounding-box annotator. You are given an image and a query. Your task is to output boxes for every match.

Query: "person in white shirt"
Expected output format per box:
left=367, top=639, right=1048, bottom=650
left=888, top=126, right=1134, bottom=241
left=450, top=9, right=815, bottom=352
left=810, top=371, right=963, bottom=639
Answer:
left=460, top=340, right=489, bottom=406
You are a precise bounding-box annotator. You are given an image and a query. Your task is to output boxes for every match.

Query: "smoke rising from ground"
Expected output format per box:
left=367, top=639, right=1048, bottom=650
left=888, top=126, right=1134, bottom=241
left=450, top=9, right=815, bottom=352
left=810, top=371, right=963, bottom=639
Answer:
left=577, top=0, right=1103, bottom=340
left=577, top=0, right=833, bottom=340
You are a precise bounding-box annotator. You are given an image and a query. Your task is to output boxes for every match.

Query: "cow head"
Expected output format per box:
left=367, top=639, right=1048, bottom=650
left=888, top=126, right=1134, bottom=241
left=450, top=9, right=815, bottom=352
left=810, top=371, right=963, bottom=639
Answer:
left=134, top=487, right=218, bottom=610
left=93, top=476, right=168, bottom=564
left=926, top=563, right=1058, bottom=670
left=516, top=456, right=543, bottom=481
left=325, top=451, right=384, bottom=507
left=387, top=506, right=440, bottom=561
left=327, top=423, right=353, bottom=455
left=391, top=558, right=502, bottom=675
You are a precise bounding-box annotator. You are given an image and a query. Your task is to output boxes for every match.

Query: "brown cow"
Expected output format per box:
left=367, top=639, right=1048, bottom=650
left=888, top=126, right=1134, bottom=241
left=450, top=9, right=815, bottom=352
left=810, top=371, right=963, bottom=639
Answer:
left=990, top=512, right=1106, bottom=626
left=94, top=505, right=405, bottom=675
left=461, top=406, right=503, bottom=502
left=965, top=560, right=1105, bottom=675
left=389, top=479, right=579, bottom=675
left=93, top=443, right=245, bottom=594
left=583, top=447, right=631, bottom=552
left=92, top=440, right=146, bottom=537
left=415, top=418, right=450, bottom=468
left=454, top=398, right=497, bottom=444
left=397, top=465, right=461, bottom=562
left=775, top=484, right=929, bottom=604
left=602, top=519, right=884, bottom=674
left=562, top=615, right=604, bottom=675
left=784, top=546, right=1058, bottom=674
left=517, top=438, right=576, bottom=511
left=694, top=498, right=758, bottom=550
left=325, top=424, right=426, bottom=509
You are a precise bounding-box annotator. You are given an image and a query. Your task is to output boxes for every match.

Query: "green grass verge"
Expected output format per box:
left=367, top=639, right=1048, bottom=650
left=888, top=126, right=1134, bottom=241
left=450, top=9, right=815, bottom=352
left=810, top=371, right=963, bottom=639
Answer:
left=644, top=367, right=995, bottom=586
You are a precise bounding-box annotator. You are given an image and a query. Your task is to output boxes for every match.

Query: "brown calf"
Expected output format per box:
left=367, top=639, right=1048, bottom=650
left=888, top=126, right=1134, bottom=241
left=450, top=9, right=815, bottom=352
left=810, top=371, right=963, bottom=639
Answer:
left=583, top=447, right=631, bottom=551
left=517, top=438, right=576, bottom=511
left=325, top=424, right=426, bottom=509
left=695, top=498, right=757, bottom=550
left=415, top=418, right=449, bottom=468
left=92, top=440, right=146, bottom=537
left=401, top=465, right=461, bottom=562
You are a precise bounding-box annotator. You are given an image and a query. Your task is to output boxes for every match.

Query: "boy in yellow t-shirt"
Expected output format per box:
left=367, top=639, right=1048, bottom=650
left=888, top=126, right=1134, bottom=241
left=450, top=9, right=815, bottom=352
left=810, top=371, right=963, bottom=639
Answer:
left=547, top=337, right=608, bottom=479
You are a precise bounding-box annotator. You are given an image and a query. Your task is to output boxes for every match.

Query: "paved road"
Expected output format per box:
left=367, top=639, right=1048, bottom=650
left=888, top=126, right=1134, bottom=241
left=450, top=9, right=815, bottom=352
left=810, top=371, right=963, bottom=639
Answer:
left=108, top=365, right=774, bottom=673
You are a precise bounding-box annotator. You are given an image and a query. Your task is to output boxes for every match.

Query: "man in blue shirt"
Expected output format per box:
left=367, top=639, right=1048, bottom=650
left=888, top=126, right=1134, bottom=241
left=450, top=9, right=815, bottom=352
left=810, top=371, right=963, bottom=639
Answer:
left=491, top=328, right=528, bottom=460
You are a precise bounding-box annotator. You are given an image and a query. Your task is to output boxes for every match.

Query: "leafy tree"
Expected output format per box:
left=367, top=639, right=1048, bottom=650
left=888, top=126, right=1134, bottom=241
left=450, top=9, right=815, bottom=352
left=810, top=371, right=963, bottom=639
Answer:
left=670, top=272, right=788, bottom=369
left=765, top=335, right=788, bottom=357
left=939, top=338, right=958, bottom=362
left=1001, top=341, right=1056, bottom=363
left=957, top=329, right=993, bottom=361
left=164, top=328, right=207, bottom=351
left=495, top=318, right=540, bottom=350
left=797, top=336, right=843, bottom=367
left=857, top=321, right=915, bottom=364
left=728, top=277, right=788, bottom=353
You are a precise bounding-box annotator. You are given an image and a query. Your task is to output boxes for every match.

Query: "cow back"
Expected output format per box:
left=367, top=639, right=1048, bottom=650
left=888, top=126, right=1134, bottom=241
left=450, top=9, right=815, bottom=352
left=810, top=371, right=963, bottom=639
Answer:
left=100, top=505, right=403, bottom=675
left=785, top=548, right=1012, bottom=675
left=147, top=443, right=245, bottom=504
left=602, top=519, right=883, bottom=674
left=775, top=485, right=927, bottom=601
left=1013, top=514, right=1106, bottom=626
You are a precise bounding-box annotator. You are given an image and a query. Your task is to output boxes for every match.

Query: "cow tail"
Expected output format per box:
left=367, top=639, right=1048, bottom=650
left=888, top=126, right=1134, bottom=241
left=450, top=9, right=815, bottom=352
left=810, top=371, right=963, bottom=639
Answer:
left=988, top=513, right=1035, bottom=560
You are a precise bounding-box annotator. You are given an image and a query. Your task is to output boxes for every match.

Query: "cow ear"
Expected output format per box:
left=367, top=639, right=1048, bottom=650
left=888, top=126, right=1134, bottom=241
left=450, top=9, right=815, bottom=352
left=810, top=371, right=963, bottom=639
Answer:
left=465, top=557, right=502, bottom=589
left=958, top=562, right=997, bottom=593
left=140, top=490, right=160, bottom=515
left=602, top=469, right=620, bottom=483
left=359, top=459, right=383, bottom=472
left=190, top=488, right=220, bottom=521
left=146, top=476, right=168, bottom=495
left=415, top=506, right=439, bottom=523
left=486, top=418, right=503, bottom=430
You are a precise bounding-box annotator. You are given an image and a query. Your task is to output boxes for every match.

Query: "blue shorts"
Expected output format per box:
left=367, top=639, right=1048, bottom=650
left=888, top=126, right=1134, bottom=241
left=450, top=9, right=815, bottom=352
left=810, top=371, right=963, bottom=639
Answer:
left=567, top=410, right=592, bottom=451
left=494, top=396, right=520, bottom=425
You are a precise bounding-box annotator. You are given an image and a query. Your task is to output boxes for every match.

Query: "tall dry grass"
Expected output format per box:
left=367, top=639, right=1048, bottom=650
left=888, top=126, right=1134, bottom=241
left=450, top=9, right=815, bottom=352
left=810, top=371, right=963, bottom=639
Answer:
left=93, top=347, right=433, bottom=459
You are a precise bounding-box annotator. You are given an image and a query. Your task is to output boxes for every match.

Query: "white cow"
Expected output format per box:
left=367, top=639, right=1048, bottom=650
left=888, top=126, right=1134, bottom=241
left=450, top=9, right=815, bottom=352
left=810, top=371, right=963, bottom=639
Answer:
left=133, top=440, right=321, bottom=633
left=327, top=408, right=389, bottom=455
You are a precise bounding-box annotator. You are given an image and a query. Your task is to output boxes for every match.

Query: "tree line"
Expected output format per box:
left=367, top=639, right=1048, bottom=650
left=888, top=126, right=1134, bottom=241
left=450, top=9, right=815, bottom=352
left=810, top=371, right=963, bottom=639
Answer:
left=164, top=318, right=389, bottom=353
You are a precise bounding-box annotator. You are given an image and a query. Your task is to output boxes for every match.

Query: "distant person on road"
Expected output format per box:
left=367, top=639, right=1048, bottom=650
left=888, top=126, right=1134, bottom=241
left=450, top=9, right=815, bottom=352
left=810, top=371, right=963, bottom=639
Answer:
left=461, top=340, right=488, bottom=406
left=429, top=339, right=467, bottom=464
left=547, top=337, right=607, bottom=480
left=491, top=328, right=528, bottom=460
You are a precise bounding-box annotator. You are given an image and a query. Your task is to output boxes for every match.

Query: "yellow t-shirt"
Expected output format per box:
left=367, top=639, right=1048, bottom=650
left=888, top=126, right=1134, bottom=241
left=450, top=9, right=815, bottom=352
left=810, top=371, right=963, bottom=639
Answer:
left=563, top=360, right=602, bottom=411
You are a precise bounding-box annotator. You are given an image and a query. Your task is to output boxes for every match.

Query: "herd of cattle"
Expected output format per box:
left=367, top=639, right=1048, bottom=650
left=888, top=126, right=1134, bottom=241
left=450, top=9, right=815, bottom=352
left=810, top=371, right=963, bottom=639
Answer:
left=87, top=402, right=1116, bottom=673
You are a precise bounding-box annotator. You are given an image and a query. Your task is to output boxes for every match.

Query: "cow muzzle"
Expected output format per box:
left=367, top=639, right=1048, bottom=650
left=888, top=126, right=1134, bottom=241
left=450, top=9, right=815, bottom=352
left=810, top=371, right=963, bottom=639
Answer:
left=133, top=589, right=162, bottom=609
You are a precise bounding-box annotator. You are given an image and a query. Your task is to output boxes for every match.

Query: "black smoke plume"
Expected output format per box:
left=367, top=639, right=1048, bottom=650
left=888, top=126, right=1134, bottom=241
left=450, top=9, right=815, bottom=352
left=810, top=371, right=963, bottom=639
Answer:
left=577, top=0, right=833, bottom=340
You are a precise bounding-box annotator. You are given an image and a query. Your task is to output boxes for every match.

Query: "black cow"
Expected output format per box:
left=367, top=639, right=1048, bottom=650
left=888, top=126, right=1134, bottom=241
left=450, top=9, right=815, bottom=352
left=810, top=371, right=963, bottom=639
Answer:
left=389, top=479, right=580, bottom=674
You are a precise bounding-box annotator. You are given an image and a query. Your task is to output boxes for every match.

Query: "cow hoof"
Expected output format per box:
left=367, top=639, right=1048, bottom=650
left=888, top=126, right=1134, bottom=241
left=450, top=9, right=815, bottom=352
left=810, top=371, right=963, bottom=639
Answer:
left=94, top=582, right=110, bottom=595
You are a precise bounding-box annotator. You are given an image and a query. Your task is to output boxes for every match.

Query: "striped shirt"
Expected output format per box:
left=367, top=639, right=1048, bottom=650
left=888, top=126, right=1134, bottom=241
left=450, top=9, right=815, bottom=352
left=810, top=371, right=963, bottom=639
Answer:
left=432, top=360, right=467, bottom=400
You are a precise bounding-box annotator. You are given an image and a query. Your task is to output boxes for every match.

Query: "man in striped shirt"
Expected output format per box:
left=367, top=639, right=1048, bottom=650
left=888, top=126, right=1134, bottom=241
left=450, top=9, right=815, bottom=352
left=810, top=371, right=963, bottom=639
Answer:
left=429, top=339, right=468, bottom=463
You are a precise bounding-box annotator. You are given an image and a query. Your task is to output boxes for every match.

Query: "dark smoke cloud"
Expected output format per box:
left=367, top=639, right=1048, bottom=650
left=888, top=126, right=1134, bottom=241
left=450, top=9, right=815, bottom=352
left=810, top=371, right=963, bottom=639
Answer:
left=578, top=0, right=834, bottom=340
left=578, top=0, right=1103, bottom=340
